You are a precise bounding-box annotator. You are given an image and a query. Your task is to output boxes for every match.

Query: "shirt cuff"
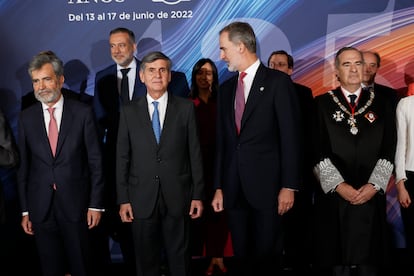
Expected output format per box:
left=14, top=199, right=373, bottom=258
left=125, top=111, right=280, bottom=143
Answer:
left=89, top=208, right=105, bottom=212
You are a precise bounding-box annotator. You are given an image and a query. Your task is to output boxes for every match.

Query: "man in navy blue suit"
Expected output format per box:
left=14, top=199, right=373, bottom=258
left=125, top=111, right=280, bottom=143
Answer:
left=268, top=49, right=316, bottom=274
left=17, top=50, right=104, bottom=276
left=93, top=27, right=190, bottom=275
left=212, top=22, right=301, bottom=276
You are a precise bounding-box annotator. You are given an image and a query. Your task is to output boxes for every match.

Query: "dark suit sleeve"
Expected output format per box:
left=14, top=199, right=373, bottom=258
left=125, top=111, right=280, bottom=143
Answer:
left=83, top=107, right=105, bottom=209
left=116, top=105, right=131, bottom=204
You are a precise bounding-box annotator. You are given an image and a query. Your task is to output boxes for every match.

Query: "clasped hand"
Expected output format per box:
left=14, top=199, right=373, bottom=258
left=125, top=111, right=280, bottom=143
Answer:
left=335, top=182, right=377, bottom=205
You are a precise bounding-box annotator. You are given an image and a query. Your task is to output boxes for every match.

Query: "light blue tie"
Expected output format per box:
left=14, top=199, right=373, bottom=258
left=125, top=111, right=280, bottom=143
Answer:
left=152, top=101, right=161, bottom=143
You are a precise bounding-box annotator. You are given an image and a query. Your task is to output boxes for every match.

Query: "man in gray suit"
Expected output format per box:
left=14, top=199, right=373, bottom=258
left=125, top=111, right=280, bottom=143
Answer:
left=116, top=51, right=204, bottom=276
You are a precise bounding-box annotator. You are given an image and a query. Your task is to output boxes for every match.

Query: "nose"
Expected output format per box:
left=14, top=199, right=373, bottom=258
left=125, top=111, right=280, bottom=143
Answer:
left=38, top=79, right=46, bottom=89
left=153, top=69, right=162, bottom=78
left=350, top=64, right=358, bottom=72
left=219, top=51, right=225, bottom=60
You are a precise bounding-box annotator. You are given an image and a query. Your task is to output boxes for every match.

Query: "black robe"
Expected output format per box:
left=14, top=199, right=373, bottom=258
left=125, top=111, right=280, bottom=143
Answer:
left=312, top=87, right=396, bottom=267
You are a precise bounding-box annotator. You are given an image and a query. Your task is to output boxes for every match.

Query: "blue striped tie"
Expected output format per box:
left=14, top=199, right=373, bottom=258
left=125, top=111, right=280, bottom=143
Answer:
left=152, top=101, right=161, bottom=143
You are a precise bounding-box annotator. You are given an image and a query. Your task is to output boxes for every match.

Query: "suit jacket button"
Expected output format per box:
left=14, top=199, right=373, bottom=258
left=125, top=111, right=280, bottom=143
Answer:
left=157, top=158, right=161, bottom=163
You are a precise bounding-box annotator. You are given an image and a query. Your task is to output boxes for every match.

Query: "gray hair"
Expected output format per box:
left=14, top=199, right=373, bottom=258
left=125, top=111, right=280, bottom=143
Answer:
left=220, top=21, right=257, bottom=54
left=140, top=51, right=172, bottom=71
left=28, top=50, right=64, bottom=77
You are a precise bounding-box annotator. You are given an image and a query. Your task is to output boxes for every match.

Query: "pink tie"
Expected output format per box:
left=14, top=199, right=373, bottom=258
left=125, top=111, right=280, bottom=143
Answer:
left=47, top=108, right=58, bottom=156
left=235, top=71, right=247, bottom=134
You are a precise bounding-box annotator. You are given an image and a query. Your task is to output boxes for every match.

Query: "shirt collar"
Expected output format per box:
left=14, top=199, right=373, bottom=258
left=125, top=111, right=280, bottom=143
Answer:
left=117, top=58, right=137, bottom=71
left=242, top=58, right=260, bottom=77
left=147, top=91, right=168, bottom=106
left=341, top=86, right=362, bottom=99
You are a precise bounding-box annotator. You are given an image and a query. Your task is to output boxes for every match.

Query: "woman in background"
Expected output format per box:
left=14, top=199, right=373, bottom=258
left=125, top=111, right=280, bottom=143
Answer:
left=190, top=58, right=230, bottom=275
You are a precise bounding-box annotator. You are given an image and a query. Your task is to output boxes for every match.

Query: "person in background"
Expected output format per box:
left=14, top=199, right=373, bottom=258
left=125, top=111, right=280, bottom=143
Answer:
left=312, top=46, right=396, bottom=276
left=212, top=22, right=301, bottom=276
left=267, top=50, right=316, bottom=275
left=93, top=27, right=143, bottom=275
left=0, top=107, right=19, bottom=224
left=394, top=94, right=414, bottom=274
left=93, top=27, right=190, bottom=275
left=190, top=58, right=230, bottom=275
left=0, top=107, right=19, bottom=275
left=17, top=50, right=104, bottom=276
left=116, top=51, right=204, bottom=276
left=361, top=50, right=399, bottom=107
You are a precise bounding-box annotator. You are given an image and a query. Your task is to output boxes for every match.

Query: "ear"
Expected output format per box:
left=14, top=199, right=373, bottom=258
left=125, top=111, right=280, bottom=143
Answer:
left=139, top=71, right=145, bottom=83
left=238, top=42, right=245, bottom=53
left=334, top=68, right=340, bottom=81
left=59, top=75, right=65, bottom=86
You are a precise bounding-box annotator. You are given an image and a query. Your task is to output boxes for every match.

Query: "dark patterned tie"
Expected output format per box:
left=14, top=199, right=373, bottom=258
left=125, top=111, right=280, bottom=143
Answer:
left=120, top=68, right=131, bottom=103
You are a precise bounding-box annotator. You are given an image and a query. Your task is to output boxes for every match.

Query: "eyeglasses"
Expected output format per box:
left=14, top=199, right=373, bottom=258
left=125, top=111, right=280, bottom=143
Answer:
left=270, top=62, right=288, bottom=68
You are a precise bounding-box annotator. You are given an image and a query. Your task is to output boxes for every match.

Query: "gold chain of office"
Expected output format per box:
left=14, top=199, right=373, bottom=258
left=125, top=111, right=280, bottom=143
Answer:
left=329, top=88, right=375, bottom=135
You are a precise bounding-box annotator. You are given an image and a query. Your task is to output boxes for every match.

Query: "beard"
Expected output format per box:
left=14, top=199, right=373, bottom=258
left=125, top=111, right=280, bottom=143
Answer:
left=227, top=63, right=237, bottom=72
left=34, top=88, right=60, bottom=104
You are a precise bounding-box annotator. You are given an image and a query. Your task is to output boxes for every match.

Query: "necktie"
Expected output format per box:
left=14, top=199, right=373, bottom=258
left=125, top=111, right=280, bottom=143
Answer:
left=47, top=107, right=58, bottom=156
left=152, top=101, right=161, bottom=144
left=348, top=94, right=357, bottom=107
left=120, top=68, right=131, bottom=103
left=235, top=71, right=247, bottom=134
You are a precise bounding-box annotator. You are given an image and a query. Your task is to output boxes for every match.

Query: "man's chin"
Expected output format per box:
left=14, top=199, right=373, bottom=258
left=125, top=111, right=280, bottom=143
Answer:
left=227, top=66, right=237, bottom=72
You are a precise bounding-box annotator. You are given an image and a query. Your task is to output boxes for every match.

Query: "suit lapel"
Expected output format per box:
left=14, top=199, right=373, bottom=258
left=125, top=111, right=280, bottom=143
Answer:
left=135, top=97, right=158, bottom=145
left=161, top=93, right=177, bottom=145
left=241, top=64, right=267, bottom=131
left=33, top=104, right=55, bottom=158
left=131, top=58, right=147, bottom=100
left=56, top=100, right=73, bottom=158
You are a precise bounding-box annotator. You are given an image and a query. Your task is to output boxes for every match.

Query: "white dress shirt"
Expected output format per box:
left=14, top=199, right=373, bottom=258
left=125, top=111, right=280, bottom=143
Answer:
left=241, top=58, right=260, bottom=102
left=117, top=58, right=137, bottom=100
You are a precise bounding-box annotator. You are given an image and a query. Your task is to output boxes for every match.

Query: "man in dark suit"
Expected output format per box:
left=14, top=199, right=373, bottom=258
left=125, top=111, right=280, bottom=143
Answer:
left=362, top=50, right=399, bottom=108
left=116, top=51, right=204, bottom=276
left=211, top=22, right=301, bottom=276
left=268, top=50, right=316, bottom=274
left=17, top=50, right=104, bottom=276
left=93, top=28, right=190, bottom=274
